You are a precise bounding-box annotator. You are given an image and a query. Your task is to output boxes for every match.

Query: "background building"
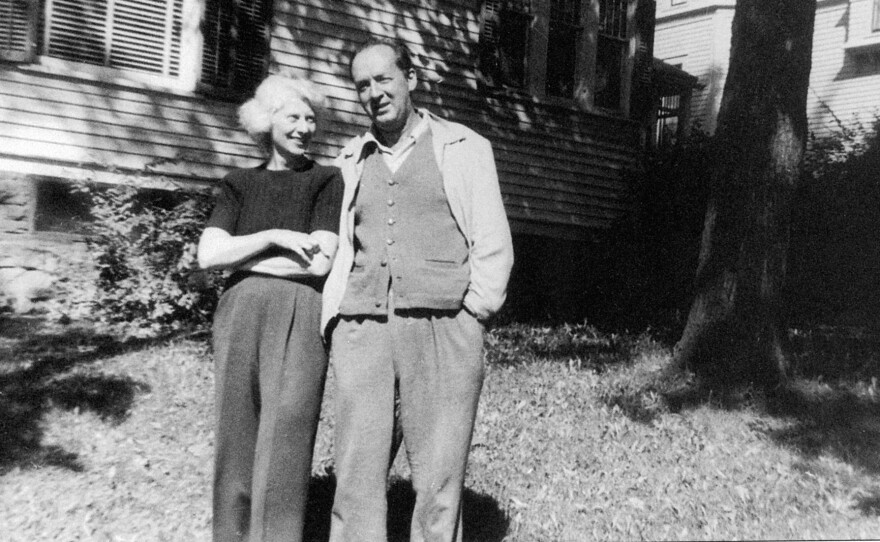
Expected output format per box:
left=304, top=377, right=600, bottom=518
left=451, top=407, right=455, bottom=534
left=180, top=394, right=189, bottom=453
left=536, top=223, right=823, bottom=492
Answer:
left=654, top=0, right=880, bottom=137
left=0, top=0, right=658, bottom=316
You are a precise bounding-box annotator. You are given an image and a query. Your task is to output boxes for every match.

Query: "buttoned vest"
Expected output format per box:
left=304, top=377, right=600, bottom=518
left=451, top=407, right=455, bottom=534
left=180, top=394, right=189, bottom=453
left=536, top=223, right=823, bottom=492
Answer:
left=338, top=129, right=469, bottom=315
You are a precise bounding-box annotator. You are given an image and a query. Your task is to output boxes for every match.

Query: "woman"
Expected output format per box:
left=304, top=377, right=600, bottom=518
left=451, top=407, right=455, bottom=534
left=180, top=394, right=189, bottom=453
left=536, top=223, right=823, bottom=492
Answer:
left=198, top=75, right=343, bottom=542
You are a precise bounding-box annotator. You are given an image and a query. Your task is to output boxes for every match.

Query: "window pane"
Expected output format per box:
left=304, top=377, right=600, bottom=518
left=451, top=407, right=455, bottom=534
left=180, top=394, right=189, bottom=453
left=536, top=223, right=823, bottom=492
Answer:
left=655, top=94, right=681, bottom=146
left=478, top=0, right=530, bottom=89
left=545, top=21, right=579, bottom=97
left=33, top=180, right=93, bottom=235
left=594, top=35, right=624, bottom=109
left=545, top=0, right=581, bottom=98
left=201, top=0, right=272, bottom=94
left=598, top=0, right=627, bottom=39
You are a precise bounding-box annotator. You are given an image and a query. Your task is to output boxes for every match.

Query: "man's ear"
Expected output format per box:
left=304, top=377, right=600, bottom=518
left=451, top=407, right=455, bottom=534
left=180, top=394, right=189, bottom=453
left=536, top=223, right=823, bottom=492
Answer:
left=406, top=68, right=418, bottom=91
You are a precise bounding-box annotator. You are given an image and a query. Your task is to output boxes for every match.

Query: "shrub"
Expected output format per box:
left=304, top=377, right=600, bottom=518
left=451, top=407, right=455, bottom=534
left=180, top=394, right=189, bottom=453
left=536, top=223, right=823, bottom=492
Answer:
left=590, top=130, right=713, bottom=336
left=590, top=117, right=880, bottom=332
left=787, top=117, right=880, bottom=326
left=66, top=181, right=223, bottom=337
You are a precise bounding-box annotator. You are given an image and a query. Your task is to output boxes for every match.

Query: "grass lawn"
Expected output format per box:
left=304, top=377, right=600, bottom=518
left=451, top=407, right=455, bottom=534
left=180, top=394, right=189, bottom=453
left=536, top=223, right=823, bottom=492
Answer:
left=1, top=317, right=879, bottom=541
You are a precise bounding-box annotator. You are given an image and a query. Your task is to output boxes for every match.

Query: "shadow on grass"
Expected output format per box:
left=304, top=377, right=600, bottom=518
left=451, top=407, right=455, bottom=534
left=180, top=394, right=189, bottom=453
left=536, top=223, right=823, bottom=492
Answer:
left=304, top=472, right=509, bottom=542
left=652, top=376, right=880, bottom=476
left=855, top=489, right=880, bottom=516
left=763, top=385, right=880, bottom=475
left=652, top=335, right=880, bottom=478
left=594, top=326, right=880, bottom=479
left=0, top=316, right=165, bottom=474
left=485, top=321, right=655, bottom=373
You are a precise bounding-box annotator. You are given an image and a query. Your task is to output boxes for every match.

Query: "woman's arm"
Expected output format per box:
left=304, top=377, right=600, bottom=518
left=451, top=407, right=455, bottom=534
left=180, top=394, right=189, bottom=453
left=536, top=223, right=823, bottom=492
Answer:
left=197, top=227, right=318, bottom=271
left=244, top=230, right=339, bottom=277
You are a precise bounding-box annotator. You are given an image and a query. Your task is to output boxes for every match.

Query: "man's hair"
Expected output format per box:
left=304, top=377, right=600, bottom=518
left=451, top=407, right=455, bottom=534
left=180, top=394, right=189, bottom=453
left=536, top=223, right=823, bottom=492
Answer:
left=348, top=37, right=415, bottom=78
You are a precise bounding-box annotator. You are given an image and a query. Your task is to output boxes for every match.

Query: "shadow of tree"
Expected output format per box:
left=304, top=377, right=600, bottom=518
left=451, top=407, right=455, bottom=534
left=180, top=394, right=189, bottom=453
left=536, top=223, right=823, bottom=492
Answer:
left=597, top=326, right=880, bottom=480
left=0, top=317, right=162, bottom=474
left=764, top=385, right=880, bottom=475
left=655, top=368, right=880, bottom=477
left=304, top=472, right=509, bottom=542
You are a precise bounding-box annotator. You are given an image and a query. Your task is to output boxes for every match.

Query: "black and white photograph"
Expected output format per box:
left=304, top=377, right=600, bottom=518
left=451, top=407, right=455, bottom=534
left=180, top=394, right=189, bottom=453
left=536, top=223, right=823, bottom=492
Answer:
left=1, top=0, right=879, bottom=540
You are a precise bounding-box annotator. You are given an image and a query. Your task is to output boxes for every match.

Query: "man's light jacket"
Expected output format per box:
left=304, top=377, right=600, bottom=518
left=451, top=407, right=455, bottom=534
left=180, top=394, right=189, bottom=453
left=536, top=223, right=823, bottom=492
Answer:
left=321, top=109, right=514, bottom=334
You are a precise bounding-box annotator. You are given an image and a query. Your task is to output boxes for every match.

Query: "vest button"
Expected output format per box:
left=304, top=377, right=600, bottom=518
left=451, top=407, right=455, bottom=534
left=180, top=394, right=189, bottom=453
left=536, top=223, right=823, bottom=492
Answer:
left=375, top=301, right=382, bottom=307
left=387, top=199, right=394, bottom=206
left=387, top=218, right=395, bottom=226
left=380, top=258, right=388, bottom=267
left=386, top=238, right=394, bottom=245
left=387, top=179, right=396, bottom=186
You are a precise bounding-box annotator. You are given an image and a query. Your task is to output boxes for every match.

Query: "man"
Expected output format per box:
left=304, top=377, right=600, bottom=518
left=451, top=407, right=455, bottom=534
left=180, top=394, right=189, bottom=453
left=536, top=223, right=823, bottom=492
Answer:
left=321, top=38, right=514, bottom=542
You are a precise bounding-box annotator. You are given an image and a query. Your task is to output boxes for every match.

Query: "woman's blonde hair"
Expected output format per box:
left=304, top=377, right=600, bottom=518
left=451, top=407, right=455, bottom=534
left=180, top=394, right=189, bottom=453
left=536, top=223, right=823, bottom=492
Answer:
left=238, top=74, right=329, bottom=154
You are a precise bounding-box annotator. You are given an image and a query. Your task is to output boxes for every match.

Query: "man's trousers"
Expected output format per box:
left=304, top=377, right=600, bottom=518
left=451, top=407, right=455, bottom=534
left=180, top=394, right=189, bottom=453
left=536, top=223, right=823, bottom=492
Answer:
left=328, top=306, right=485, bottom=542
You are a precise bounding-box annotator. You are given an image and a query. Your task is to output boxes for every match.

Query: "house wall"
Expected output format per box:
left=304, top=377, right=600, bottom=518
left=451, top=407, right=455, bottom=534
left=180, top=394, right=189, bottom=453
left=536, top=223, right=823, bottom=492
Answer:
left=653, top=1, right=734, bottom=134
left=269, top=0, right=643, bottom=238
left=654, top=0, right=880, bottom=138
left=0, top=67, right=261, bottom=313
left=0, top=0, right=648, bottom=316
left=808, top=0, right=880, bottom=136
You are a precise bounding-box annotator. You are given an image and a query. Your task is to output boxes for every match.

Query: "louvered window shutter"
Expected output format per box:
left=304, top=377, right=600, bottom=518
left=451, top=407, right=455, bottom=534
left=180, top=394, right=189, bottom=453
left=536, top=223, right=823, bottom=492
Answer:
left=1, top=0, right=37, bottom=62
left=43, top=0, right=183, bottom=76
left=201, top=0, right=272, bottom=94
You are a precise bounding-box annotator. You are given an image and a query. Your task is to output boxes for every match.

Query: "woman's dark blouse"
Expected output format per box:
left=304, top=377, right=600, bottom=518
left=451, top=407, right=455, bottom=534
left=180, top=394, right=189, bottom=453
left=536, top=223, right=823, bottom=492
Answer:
left=207, top=161, right=343, bottom=236
left=206, top=162, right=344, bottom=283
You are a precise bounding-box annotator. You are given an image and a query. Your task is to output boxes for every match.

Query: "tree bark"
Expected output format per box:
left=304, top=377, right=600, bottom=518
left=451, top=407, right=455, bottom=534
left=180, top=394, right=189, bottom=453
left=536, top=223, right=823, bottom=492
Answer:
left=672, top=0, right=816, bottom=387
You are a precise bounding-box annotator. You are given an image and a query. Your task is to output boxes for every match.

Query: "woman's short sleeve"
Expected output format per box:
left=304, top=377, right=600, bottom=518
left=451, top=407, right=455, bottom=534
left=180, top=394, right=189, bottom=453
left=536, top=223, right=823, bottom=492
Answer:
left=205, top=177, right=242, bottom=233
left=310, top=168, right=344, bottom=234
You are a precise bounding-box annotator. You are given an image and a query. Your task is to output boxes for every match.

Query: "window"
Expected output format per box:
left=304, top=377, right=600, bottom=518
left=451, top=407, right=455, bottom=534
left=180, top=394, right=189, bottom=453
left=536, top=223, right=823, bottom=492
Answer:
left=200, top=0, right=273, bottom=93
left=546, top=0, right=584, bottom=98
left=477, top=0, right=531, bottom=89
left=0, top=0, right=272, bottom=96
left=594, top=0, right=628, bottom=109
left=477, top=0, right=635, bottom=112
left=654, top=93, right=681, bottom=147
left=32, top=179, right=93, bottom=235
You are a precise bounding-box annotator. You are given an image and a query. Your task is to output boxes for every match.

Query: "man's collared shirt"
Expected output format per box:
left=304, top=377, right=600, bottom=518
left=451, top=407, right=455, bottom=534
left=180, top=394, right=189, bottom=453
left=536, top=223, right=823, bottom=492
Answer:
left=363, top=112, right=429, bottom=174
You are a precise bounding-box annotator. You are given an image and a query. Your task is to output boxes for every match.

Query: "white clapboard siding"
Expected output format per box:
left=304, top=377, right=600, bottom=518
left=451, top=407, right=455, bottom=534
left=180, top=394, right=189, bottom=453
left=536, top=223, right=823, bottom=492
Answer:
left=0, top=67, right=264, bottom=180
left=0, top=0, right=646, bottom=239
left=271, top=0, right=643, bottom=238
left=806, top=0, right=880, bottom=138
left=656, top=0, right=880, bottom=140
left=654, top=5, right=733, bottom=134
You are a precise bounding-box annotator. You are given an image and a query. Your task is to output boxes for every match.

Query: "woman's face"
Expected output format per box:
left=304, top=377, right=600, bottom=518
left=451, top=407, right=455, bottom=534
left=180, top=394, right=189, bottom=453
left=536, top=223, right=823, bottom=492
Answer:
left=270, top=97, right=317, bottom=160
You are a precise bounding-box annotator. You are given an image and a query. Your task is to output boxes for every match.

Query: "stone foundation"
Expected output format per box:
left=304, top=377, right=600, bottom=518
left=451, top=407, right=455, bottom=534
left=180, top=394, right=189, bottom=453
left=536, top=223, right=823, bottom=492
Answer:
left=0, top=174, right=91, bottom=314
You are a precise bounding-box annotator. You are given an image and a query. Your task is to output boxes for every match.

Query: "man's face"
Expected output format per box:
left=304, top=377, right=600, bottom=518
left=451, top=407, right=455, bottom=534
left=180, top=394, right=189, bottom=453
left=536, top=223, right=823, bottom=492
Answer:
left=350, top=45, right=417, bottom=134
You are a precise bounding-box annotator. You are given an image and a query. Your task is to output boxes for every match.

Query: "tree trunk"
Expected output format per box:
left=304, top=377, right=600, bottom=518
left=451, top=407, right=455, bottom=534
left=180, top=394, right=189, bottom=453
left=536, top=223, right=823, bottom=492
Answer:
left=672, top=0, right=816, bottom=387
